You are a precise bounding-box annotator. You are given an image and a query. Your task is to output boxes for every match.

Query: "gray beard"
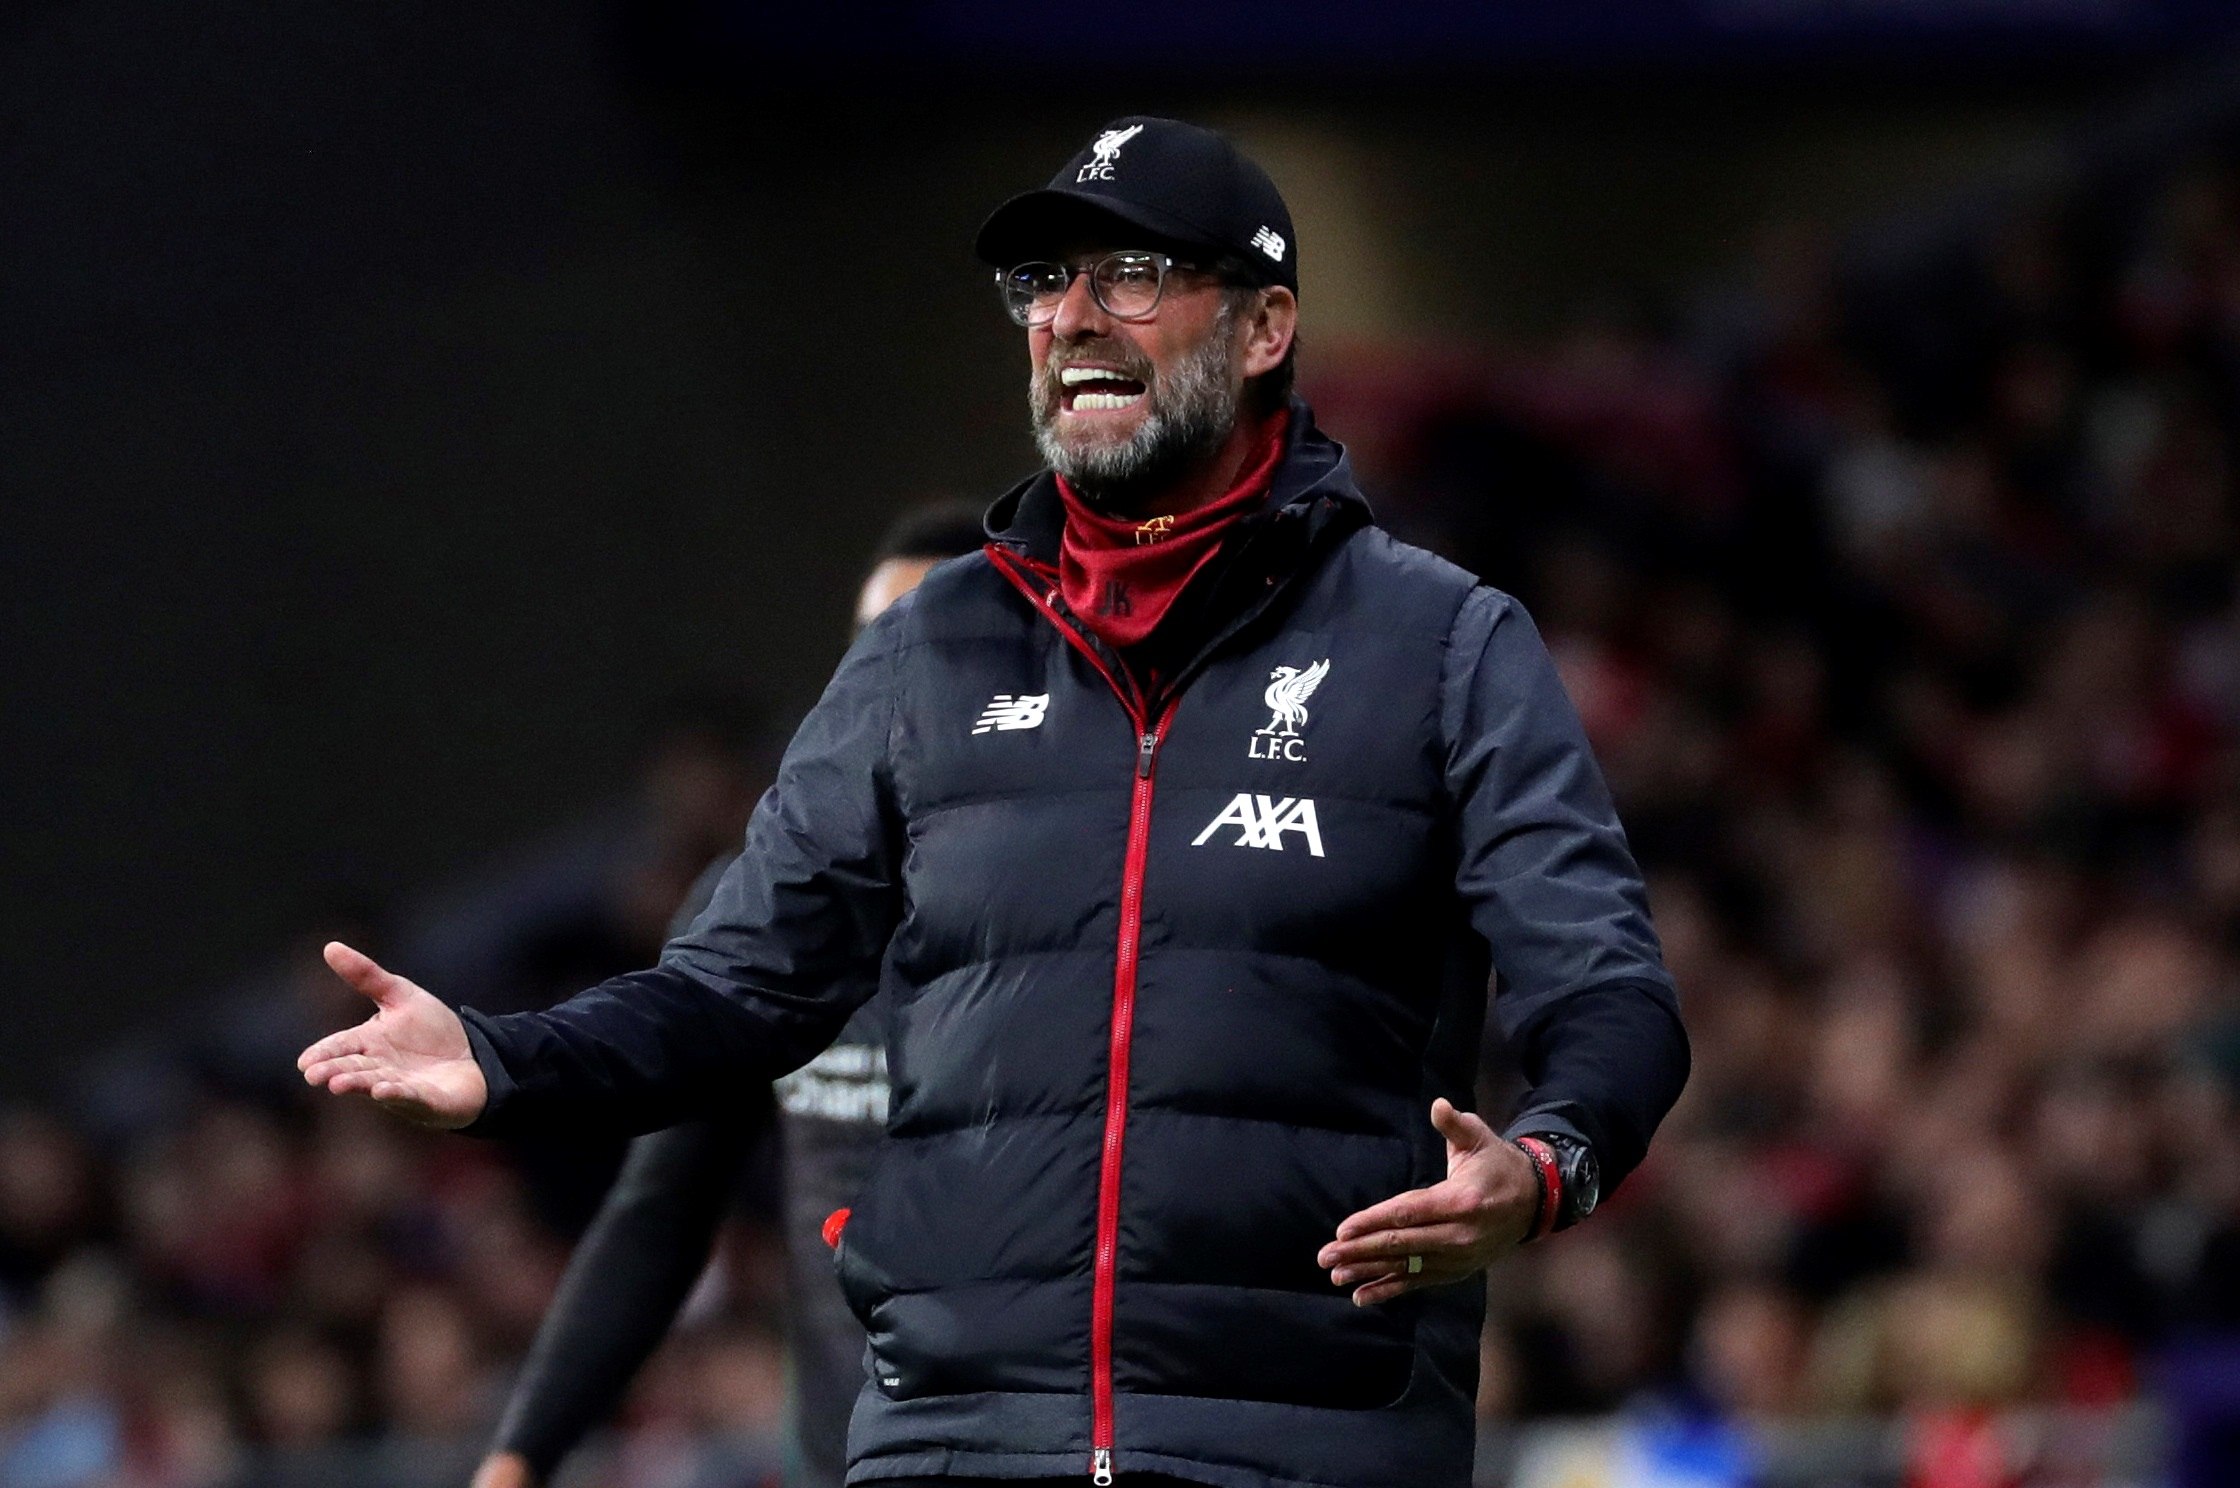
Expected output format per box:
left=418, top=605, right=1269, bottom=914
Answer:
left=1030, top=309, right=1242, bottom=514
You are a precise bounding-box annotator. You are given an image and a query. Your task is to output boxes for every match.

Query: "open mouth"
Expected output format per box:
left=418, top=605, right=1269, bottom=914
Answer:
left=1059, top=365, right=1148, bottom=414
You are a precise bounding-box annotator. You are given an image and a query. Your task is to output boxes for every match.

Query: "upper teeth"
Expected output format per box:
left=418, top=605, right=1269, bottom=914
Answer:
left=1061, top=367, right=1133, bottom=386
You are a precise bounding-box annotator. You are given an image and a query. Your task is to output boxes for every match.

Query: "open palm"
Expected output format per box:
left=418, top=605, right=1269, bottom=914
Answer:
left=1316, top=1098, right=1539, bottom=1306
left=296, top=942, right=487, bottom=1129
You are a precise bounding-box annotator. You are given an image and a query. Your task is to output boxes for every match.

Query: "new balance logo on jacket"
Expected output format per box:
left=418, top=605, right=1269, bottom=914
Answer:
left=971, top=693, right=1049, bottom=733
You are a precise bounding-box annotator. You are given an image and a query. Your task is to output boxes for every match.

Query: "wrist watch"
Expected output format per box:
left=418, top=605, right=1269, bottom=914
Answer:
left=1514, top=1132, right=1600, bottom=1235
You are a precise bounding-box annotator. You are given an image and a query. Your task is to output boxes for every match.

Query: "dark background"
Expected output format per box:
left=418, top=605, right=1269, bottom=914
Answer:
left=1, top=0, right=2225, bottom=1087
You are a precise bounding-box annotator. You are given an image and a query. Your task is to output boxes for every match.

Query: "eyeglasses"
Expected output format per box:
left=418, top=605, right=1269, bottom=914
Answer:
left=996, top=250, right=1210, bottom=327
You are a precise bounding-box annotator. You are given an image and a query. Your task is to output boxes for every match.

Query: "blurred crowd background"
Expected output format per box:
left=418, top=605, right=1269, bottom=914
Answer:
left=11, top=3, right=2240, bottom=1487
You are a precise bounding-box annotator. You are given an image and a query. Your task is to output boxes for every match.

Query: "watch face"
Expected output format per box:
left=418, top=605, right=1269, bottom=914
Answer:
left=1570, top=1148, right=1600, bottom=1218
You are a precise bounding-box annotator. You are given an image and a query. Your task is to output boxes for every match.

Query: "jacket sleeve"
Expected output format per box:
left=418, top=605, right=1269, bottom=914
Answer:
left=1440, top=586, right=1688, bottom=1192
left=459, top=605, right=908, bottom=1138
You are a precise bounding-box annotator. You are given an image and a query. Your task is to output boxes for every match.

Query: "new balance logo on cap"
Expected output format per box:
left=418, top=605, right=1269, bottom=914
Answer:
left=972, top=694, right=1049, bottom=734
left=1251, top=226, right=1287, bottom=262
left=1191, top=793, right=1325, bottom=857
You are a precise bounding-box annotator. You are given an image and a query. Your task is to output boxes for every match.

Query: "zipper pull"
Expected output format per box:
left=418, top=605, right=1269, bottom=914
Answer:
left=1136, top=731, right=1158, bottom=779
left=1092, top=1447, right=1114, bottom=1485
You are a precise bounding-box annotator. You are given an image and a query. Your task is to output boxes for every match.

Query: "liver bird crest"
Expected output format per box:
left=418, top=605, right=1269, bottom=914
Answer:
left=1089, top=124, right=1145, bottom=170
left=1259, top=659, right=1330, bottom=737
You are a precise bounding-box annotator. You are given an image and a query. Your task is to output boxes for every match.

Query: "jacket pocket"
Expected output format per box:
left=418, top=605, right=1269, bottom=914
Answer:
left=1112, top=1279, right=1419, bottom=1410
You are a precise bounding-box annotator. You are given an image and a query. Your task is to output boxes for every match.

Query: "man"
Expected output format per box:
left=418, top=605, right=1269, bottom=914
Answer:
left=302, top=117, right=1689, bottom=1488
left=470, top=504, right=989, bottom=1488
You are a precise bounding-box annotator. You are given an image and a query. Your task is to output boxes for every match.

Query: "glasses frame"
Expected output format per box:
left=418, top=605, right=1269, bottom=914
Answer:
left=996, top=249, right=1214, bottom=328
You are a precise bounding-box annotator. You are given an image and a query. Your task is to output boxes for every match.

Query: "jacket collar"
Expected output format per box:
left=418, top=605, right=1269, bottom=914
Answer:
left=983, top=396, right=1371, bottom=570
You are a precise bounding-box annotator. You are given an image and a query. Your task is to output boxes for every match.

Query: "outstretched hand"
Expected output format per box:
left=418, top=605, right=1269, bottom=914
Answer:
left=296, top=942, right=487, bottom=1129
left=1317, top=1098, right=1539, bottom=1307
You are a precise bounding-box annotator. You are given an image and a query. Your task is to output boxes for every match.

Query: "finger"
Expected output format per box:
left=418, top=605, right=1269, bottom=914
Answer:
left=1331, top=1190, right=1434, bottom=1244
left=1320, top=1221, right=1477, bottom=1270
left=1353, top=1271, right=1442, bottom=1307
left=297, top=1027, right=371, bottom=1071
left=325, top=1069, right=388, bottom=1097
left=1330, top=1182, right=1470, bottom=1246
left=302, top=1053, right=383, bottom=1087
left=369, top=1080, right=426, bottom=1110
left=1355, top=1254, right=1475, bottom=1304
left=324, top=941, right=410, bottom=1009
left=1430, top=1097, right=1494, bottom=1153
left=1335, top=1248, right=1472, bottom=1289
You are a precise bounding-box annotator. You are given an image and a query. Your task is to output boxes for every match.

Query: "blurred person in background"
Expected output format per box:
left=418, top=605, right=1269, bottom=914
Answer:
left=299, top=116, right=1688, bottom=1488
left=396, top=693, right=777, bottom=1238
left=0, top=1114, right=106, bottom=1323
left=471, top=503, right=988, bottom=1488
left=395, top=693, right=770, bottom=1022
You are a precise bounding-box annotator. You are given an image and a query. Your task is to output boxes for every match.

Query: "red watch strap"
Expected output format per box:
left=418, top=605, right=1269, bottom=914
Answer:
left=1515, top=1138, right=1563, bottom=1242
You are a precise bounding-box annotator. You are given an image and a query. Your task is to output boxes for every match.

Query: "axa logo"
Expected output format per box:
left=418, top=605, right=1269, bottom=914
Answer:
left=1250, top=225, right=1287, bottom=262
left=1077, top=124, right=1145, bottom=182
left=1251, top=658, right=1328, bottom=761
left=971, top=693, right=1049, bottom=734
left=1191, top=793, right=1325, bottom=857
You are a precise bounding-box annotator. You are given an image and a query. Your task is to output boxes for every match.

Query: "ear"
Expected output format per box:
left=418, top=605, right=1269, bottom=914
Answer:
left=1239, top=286, right=1297, bottom=380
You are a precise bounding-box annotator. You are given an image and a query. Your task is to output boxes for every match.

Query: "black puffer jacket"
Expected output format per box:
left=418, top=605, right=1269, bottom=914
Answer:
left=462, top=400, right=1687, bottom=1488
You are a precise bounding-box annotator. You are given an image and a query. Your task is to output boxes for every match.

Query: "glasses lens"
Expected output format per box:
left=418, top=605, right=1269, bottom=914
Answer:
left=1003, top=263, right=1071, bottom=325
left=1092, top=253, right=1164, bottom=320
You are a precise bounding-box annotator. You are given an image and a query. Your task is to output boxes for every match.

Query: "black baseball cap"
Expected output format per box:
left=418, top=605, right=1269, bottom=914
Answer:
left=975, top=116, right=1298, bottom=295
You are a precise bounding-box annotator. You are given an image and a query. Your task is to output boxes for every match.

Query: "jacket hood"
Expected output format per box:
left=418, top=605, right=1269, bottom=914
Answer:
left=982, top=396, right=1371, bottom=568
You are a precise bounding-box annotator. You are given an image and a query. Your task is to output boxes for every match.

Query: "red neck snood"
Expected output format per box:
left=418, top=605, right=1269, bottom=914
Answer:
left=1054, top=411, right=1290, bottom=650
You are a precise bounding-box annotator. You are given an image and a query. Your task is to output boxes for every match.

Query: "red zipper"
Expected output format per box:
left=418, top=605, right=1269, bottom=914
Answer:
left=1089, top=700, right=1174, bottom=1484
left=987, top=546, right=1173, bottom=1484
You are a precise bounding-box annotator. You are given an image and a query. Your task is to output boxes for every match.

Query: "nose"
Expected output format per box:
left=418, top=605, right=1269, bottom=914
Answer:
left=1048, top=268, right=1112, bottom=341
